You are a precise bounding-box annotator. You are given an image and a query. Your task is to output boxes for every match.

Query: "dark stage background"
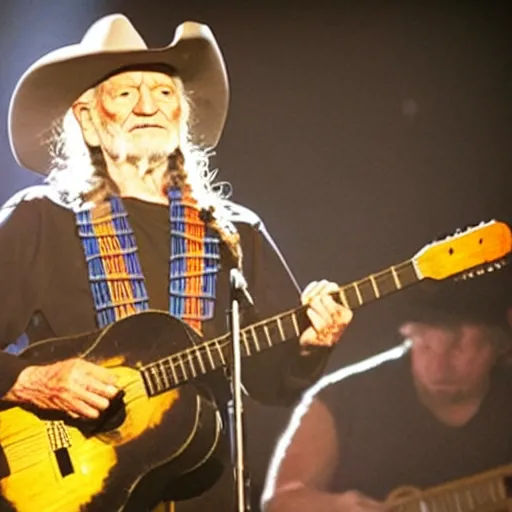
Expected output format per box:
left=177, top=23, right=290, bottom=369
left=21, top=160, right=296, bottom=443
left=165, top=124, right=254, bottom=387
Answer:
left=1, top=1, right=511, bottom=509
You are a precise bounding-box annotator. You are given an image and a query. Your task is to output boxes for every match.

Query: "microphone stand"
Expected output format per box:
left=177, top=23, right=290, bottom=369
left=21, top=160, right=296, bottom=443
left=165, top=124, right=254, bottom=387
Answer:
left=226, top=268, right=253, bottom=512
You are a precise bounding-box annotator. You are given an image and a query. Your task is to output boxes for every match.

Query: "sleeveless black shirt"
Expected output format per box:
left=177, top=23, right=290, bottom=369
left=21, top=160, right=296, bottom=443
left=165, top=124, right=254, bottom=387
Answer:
left=316, top=347, right=512, bottom=500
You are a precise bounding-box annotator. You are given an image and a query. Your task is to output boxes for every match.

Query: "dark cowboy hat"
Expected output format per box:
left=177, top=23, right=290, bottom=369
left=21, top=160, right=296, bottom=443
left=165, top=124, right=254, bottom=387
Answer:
left=8, top=13, right=229, bottom=174
left=395, top=264, right=512, bottom=330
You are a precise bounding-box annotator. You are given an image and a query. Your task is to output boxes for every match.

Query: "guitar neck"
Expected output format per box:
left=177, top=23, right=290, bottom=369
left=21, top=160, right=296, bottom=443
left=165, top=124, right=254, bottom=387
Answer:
left=388, top=464, right=512, bottom=512
left=140, top=258, right=420, bottom=396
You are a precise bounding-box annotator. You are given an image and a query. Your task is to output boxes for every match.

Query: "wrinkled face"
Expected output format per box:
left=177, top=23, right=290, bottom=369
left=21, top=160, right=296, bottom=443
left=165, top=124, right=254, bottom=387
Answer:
left=400, top=321, right=500, bottom=404
left=75, top=70, right=183, bottom=163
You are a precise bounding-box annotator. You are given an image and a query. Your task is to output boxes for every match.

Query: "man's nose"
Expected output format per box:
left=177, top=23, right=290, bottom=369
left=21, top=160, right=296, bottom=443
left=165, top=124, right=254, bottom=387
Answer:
left=429, top=352, right=453, bottom=377
left=133, top=85, right=158, bottom=116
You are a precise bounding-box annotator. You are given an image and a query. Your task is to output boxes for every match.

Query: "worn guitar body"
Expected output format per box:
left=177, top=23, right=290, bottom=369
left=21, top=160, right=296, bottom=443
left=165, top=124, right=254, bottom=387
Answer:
left=0, top=311, right=223, bottom=512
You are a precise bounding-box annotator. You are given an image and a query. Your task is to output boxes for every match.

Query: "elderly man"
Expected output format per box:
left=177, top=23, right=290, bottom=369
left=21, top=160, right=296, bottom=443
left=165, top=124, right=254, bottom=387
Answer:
left=262, top=271, right=512, bottom=512
left=0, top=14, right=351, bottom=512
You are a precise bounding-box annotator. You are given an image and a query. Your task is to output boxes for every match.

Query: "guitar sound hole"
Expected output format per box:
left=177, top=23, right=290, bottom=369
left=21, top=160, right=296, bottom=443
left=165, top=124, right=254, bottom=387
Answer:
left=78, top=390, right=126, bottom=436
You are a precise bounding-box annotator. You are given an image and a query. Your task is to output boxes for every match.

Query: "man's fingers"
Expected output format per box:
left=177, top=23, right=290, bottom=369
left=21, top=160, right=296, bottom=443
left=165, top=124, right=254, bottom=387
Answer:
left=55, top=393, right=102, bottom=419
left=307, top=295, right=352, bottom=328
left=306, top=307, right=325, bottom=333
left=73, top=361, right=119, bottom=398
left=83, top=361, right=118, bottom=387
left=84, top=378, right=119, bottom=399
left=72, top=386, right=111, bottom=411
left=69, top=399, right=101, bottom=419
left=302, top=280, right=341, bottom=305
left=301, top=280, right=331, bottom=304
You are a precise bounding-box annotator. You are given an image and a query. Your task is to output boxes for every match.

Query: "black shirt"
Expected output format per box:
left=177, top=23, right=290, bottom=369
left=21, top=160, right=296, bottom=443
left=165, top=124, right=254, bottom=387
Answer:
left=0, top=189, right=329, bottom=403
left=0, top=188, right=334, bottom=510
left=317, top=346, right=512, bottom=500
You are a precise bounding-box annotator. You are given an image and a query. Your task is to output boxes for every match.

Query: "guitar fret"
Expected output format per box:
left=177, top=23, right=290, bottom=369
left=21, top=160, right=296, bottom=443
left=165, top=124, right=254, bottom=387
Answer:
left=491, top=478, right=502, bottom=501
left=251, top=325, right=261, bottom=351
left=343, top=285, right=360, bottom=309
left=391, top=265, right=402, bottom=289
left=465, top=488, right=474, bottom=509
left=291, top=312, right=300, bottom=336
left=149, top=365, right=162, bottom=393
left=195, top=347, right=206, bottom=374
left=484, top=480, right=496, bottom=503
left=239, top=329, right=250, bottom=356
left=144, top=369, right=156, bottom=396
left=397, top=260, right=419, bottom=287
left=454, top=491, right=463, bottom=512
left=263, top=325, right=272, bottom=346
left=276, top=316, right=285, bottom=340
left=279, top=315, right=296, bottom=340
left=187, top=351, right=197, bottom=378
left=374, top=271, right=396, bottom=296
left=353, top=282, right=363, bottom=306
left=369, top=274, right=380, bottom=298
left=167, top=357, right=178, bottom=385
left=475, top=483, right=484, bottom=506
left=246, top=329, right=254, bottom=355
left=214, top=339, right=226, bottom=365
left=488, top=480, right=499, bottom=502
left=486, top=482, right=495, bottom=503
left=477, top=483, right=487, bottom=506
left=338, top=288, right=349, bottom=307
left=156, top=364, right=166, bottom=391
left=176, top=353, right=188, bottom=381
left=159, top=360, right=170, bottom=389
left=205, top=344, right=215, bottom=371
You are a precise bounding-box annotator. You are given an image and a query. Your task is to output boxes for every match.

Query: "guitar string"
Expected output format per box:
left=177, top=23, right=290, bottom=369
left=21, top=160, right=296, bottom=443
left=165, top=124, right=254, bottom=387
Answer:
left=3, top=246, right=495, bottom=458
left=107, top=259, right=420, bottom=399
left=29, top=249, right=482, bottom=404
left=389, top=469, right=511, bottom=512
left=139, top=257, right=417, bottom=377
left=167, top=246, right=499, bottom=377
left=91, top=245, right=490, bottom=395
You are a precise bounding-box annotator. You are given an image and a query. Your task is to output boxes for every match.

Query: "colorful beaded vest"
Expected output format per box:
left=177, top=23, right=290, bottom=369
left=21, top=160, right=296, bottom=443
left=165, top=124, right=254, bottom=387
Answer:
left=74, top=186, right=221, bottom=334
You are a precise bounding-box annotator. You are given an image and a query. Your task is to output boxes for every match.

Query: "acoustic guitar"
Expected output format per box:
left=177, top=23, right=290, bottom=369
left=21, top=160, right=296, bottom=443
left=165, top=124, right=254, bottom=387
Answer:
left=0, top=220, right=510, bottom=511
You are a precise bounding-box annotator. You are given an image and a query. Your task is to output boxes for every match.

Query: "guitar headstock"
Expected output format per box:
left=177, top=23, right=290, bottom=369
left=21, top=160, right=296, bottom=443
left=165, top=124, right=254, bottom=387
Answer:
left=414, top=220, right=511, bottom=281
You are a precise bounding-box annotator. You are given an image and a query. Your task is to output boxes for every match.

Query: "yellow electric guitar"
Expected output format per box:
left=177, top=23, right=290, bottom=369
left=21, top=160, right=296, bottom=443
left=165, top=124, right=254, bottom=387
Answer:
left=0, top=220, right=511, bottom=511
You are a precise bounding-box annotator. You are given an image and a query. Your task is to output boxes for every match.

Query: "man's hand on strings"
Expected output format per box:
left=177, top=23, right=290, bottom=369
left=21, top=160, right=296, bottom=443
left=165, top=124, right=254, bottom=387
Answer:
left=3, top=358, right=119, bottom=419
left=299, top=280, right=353, bottom=351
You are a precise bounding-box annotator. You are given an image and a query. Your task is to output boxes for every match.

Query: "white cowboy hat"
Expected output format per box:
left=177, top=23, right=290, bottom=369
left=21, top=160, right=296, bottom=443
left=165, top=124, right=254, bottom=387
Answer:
left=8, top=13, right=229, bottom=175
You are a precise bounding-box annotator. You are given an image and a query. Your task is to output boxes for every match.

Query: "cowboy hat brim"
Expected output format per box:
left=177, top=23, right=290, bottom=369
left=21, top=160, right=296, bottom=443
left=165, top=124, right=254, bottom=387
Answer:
left=8, top=16, right=229, bottom=175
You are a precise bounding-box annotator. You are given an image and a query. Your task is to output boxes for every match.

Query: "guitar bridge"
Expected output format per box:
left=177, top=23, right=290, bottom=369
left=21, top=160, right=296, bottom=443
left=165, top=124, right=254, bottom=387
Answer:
left=46, top=421, right=74, bottom=477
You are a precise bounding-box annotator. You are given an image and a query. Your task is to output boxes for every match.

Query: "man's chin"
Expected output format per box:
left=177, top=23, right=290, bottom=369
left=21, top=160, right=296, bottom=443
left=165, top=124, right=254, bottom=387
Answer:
left=427, top=385, right=469, bottom=403
left=124, top=146, right=176, bottom=164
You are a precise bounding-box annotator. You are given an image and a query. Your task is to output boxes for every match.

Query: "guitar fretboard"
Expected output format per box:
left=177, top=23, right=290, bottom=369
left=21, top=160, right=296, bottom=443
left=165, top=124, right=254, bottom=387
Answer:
left=390, top=465, right=512, bottom=512
left=141, top=259, right=420, bottom=396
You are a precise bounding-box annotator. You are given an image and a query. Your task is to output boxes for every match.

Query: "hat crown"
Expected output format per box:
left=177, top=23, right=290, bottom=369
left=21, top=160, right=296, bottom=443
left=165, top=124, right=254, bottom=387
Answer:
left=81, top=14, right=148, bottom=52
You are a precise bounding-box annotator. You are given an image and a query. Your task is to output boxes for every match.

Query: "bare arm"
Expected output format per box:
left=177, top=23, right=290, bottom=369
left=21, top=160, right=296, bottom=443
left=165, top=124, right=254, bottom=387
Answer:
left=262, top=398, right=385, bottom=512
